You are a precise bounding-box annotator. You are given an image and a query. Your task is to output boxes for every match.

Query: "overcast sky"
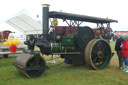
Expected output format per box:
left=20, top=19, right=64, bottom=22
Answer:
left=0, top=0, right=128, bottom=32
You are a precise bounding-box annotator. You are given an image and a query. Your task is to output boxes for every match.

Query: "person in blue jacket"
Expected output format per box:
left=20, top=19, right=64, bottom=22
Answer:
left=115, top=33, right=124, bottom=69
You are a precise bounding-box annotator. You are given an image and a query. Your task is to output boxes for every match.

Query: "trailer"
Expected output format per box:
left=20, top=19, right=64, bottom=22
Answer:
left=0, top=30, right=12, bottom=42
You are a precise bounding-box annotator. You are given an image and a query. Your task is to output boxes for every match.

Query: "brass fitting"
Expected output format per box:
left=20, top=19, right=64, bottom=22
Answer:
left=42, top=4, right=50, bottom=7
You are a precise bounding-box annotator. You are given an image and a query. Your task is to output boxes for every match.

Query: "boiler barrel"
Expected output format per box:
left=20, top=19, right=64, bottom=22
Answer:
left=51, top=43, right=74, bottom=53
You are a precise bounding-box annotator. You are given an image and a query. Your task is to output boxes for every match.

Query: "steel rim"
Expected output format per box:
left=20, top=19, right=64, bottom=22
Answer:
left=85, top=39, right=111, bottom=69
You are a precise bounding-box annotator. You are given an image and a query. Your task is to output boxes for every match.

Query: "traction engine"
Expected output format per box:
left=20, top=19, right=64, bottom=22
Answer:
left=13, top=4, right=118, bottom=78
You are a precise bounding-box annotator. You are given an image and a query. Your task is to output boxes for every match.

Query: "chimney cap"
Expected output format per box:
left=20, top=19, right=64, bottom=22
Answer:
left=42, top=4, right=50, bottom=7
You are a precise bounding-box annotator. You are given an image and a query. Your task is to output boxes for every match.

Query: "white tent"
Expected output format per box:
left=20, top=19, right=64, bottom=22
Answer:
left=6, top=13, right=42, bottom=35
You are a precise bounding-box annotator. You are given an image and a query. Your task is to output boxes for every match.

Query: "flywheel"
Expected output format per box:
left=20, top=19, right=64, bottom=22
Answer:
left=76, top=26, right=94, bottom=49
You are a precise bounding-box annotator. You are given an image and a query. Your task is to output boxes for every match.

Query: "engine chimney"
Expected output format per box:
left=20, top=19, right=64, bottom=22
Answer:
left=42, top=4, right=50, bottom=40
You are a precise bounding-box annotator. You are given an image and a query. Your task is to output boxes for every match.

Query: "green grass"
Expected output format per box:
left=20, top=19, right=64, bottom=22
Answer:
left=0, top=42, right=3, bottom=45
left=0, top=41, right=128, bottom=85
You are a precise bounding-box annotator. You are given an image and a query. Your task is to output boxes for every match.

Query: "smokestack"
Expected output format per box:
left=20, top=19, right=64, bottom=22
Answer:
left=42, top=4, right=50, bottom=40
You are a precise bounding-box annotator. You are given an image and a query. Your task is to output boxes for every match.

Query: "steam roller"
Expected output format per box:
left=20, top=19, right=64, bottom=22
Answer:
left=13, top=4, right=118, bottom=78
left=14, top=50, right=47, bottom=78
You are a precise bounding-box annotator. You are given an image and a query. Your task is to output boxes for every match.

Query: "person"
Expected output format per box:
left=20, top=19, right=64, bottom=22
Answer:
left=115, top=33, right=124, bottom=69
left=120, top=34, right=128, bottom=73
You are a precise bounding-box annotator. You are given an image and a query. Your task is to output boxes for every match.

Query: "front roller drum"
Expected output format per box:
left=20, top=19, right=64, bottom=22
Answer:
left=14, top=53, right=46, bottom=78
left=85, top=39, right=111, bottom=70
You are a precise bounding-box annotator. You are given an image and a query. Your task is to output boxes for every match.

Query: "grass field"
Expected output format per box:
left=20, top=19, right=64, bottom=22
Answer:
left=0, top=41, right=128, bottom=85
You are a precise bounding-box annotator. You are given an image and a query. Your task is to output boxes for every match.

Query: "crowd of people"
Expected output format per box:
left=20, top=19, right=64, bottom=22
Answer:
left=115, top=33, right=128, bottom=73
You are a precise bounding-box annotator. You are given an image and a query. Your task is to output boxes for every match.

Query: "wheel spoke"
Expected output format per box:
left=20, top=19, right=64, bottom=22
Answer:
left=99, top=58, right=103, bottom=65
left=92, top=51, right=98, bottom=55
left=92, top=57, right=98, bottom=63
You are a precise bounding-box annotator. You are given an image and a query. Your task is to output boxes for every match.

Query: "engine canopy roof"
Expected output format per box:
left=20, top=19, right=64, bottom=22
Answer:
left=49, top=11, right=118, bottom=23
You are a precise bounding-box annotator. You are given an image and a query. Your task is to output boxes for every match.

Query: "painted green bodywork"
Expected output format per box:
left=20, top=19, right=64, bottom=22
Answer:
left=61, top=36, right=74, bottom=46
left=51, top=43, right=61, bottom=52
left=51, top=43, right=74, bottom=53
left=51, top=36, right=77, bottom=53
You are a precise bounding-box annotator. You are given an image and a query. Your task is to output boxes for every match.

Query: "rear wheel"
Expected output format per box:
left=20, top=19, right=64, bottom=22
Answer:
left=85, top=39, right=111, bottom=69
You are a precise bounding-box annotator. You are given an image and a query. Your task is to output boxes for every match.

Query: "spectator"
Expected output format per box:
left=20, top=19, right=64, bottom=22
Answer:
left=115, top=33, right=124, bottom=69
left=120, top=34, right=128, bottom=73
